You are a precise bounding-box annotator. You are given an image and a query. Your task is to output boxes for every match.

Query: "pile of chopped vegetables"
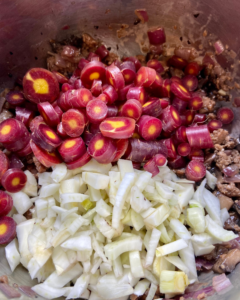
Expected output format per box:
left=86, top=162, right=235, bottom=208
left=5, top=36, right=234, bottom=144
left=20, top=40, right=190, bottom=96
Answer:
left=0, top=7, right=239, bottom=300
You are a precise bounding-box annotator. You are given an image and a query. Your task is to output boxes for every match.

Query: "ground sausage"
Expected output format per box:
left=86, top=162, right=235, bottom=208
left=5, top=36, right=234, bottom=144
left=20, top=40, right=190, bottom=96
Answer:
left=217, top=182, right=240, bottom=197
left=199, top=96, right=216, bottom=113
left=210, top=129, right=229, bottom=145
left=214, top=191, right=233, bottom=210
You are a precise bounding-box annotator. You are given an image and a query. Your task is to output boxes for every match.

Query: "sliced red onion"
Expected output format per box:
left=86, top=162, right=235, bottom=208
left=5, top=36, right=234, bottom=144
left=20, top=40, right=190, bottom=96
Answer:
left=144, top=158, right=159, bottom=177
left=186, top=125, right=214, bottom=149
left=223, top=174, right=240, bottom=182
left=176, top=286, right=215, bottom=300
left=95, top=45, right=109, bottom=59
left=127, top=138, right=168, bottom=162
left=195, top=258, right=214, bottom=271
left=147, top=27, right=166, bottom=45
left=134, top=9, right=149, bottom=23
left=214, top=40, right=225, bottom=55
left=0, top=283, right=21, bottom=298
left=212, top=274, right=233, bottom=295
left=223, top=164, right=239, bottom=177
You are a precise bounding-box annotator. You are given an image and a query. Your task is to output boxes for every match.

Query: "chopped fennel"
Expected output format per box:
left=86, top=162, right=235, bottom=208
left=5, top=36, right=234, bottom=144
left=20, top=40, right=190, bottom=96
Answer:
left=4, top=159, right=237, bottom=300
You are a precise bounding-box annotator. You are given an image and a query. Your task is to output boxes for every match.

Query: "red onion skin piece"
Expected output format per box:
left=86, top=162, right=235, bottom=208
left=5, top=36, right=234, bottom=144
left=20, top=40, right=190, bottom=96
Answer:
left=95, top=45, right=109, bottom=59
left=172, top=97, right=188, bottom=114
left=137, top=115, right=162, bottom=141
left=0, top=283, right=21, bottom=298
left=208, top=119, right=222, bottom=132
left=217, top=107, right=234, bottom=125
left=223, top=165, right=239, bottom=177
left=1, top=168, right=27, bottom=193
left=88, top=133, right=117, bottom=164
left=107, top=105, right=118, bottom=118
left=186, top=125, right=214, bottom=149
left=119, top=61, right=136, bottom=84
left=106, top=64, right=125, bottom=91
left=147, top=27, right=166, bottom=45
left=212, top=274, right=233, bottom=295
left=186, top=160, right=206, bottom=181
left=86, top=99, right=108, bottom=124
left=168, top=155, right=187, bottom=169
left=159, top=105, right=182, bottom=133
left=223, top=174, right=240, bottom=183
left=134, top=9, right=149, bottom=23
left=66, top=151, right=91, bottom=170
left=214, top=40, right=225, bottom=55
left=144, top=158, right=159, bottom=177
left=127, top=138, right=168, bottom=163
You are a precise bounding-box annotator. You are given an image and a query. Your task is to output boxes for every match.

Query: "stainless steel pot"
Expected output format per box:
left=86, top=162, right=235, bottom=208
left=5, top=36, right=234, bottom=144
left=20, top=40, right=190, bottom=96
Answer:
left=0, top=0, right=240, bottom=299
